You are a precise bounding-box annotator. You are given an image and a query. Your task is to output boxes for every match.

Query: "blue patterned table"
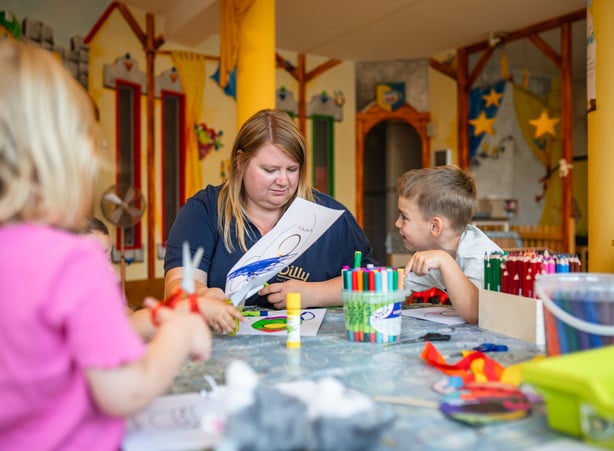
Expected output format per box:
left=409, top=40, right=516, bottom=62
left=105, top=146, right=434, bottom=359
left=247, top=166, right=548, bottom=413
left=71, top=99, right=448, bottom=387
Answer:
left=170, top=307, right=584, bottom=450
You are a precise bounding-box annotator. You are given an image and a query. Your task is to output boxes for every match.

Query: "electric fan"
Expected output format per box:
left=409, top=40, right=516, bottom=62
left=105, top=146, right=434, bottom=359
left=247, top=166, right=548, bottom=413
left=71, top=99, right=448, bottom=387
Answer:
left=100, top=183, right=146, bottom=292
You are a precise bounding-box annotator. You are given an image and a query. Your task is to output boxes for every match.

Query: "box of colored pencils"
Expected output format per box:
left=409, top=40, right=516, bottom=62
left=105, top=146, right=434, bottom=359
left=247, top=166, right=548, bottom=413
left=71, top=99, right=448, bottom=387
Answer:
left=483, top=250, right=583, bottom=298
left=534, top=273, right=614, bottom=356
left=341, top=266, right=408, bottom=343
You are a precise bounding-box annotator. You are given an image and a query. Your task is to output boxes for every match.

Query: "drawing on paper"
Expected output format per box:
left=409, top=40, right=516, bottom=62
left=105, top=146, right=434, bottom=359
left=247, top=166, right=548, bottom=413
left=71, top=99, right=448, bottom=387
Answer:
left=237, top=309, right=325, bottom=336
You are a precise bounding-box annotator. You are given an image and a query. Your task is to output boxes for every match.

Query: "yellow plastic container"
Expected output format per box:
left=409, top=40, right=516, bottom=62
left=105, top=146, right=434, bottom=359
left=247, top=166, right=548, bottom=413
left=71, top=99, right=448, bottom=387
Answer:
left=522, top=346, right=614, bottom=448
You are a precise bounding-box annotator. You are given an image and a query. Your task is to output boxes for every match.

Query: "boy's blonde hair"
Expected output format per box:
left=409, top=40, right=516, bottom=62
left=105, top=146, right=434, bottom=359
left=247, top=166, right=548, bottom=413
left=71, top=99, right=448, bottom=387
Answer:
left=0, top=40, right=99, bottom=230
left=218, top=109, right=313, bottom=252
left=397, top=165, right=477, bottom=232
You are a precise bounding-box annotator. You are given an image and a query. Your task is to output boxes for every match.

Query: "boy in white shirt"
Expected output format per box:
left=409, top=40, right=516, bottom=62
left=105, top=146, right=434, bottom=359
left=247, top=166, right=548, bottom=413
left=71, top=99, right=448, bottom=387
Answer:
left=395, top=165, right=501, bottom=323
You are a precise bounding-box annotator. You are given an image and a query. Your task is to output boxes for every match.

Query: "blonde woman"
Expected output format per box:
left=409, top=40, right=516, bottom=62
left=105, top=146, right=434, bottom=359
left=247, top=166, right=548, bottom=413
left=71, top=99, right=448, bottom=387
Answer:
left=165, top=109, right=377, bottom=333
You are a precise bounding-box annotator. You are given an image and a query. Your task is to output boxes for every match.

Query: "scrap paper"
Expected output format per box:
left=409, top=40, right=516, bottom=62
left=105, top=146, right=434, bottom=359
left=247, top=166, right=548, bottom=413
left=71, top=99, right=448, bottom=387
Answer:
left=123, top=392, right=226, bottom=451
left=225, top=198, right=343, bottom=305
left=402, top=306, right=466, bottom=326
left=236, top=308, right=326, bottom=336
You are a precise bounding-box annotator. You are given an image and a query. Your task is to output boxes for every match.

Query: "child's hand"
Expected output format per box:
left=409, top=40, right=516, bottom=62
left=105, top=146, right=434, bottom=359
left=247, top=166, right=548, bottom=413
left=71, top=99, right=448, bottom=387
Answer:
left=197, top=296, right=244, bottom=334
left=143, top=297, right=212, bottom=361
left=406, top=250, right=452, bottom=276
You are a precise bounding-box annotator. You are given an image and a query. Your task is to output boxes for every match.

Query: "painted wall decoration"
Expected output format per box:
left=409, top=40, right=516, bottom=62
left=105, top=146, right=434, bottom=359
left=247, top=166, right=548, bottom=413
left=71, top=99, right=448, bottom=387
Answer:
left=469, top=78, right=565, bottom=227
left=276, top=86, right=298, bottom=115
left=1, top=9, right=89, bottom=89
left=0, top=10, right=21, bottom=39
left=155, top=67, right=183, bottom=97
left=103, top=53, right=147, bottom=91
left=376, top=82, right=405, bottom=112
left=195, top=122, right=224, bottom=160
left=306, top=90, right=344, bottom=121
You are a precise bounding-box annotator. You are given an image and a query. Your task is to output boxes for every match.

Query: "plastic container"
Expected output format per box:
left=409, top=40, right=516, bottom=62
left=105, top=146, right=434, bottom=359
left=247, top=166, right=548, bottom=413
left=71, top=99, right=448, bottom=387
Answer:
left=341, top=290, right=407, bottom=343
left=522, top=346, right=614, bottom=448
left=534, top=273, right=614, bottom=356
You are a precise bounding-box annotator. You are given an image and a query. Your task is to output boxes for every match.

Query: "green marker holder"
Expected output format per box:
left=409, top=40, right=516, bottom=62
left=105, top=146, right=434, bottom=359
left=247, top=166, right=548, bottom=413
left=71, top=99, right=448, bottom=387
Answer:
left=341, top=290, right=408, bottom=343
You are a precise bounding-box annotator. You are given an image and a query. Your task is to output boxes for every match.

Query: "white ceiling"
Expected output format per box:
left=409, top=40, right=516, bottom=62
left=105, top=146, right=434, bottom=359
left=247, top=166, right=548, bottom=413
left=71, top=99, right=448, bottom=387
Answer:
left=123, top=0, right=586, bottom=61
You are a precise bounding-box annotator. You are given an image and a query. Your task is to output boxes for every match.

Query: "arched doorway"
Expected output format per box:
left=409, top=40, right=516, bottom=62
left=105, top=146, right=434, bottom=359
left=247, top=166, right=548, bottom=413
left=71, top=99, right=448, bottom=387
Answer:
left=356, top=103, right=430, bottom=264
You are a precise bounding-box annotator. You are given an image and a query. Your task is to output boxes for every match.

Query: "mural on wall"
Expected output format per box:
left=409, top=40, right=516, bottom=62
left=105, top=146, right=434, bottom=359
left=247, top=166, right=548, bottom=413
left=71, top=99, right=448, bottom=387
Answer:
left=376, top=83, right=405, bottom=112
left=468, top=53, right=567, bottom=227
left=195, top=122, right=224, bottom=160
left=0, top=10, right=89, bottom=89
left=276, top=86, right=345, bottom=121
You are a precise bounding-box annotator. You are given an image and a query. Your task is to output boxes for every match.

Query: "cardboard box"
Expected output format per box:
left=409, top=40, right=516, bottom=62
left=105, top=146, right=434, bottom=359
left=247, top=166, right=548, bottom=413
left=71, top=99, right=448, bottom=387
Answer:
left=478, top=289, right=545, bottom=347
left=522, top=346, right=614, bottom=447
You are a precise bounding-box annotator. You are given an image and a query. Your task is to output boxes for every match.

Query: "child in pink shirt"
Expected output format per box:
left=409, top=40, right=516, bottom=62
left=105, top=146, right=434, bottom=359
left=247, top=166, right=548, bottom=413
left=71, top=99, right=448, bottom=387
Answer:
left=0, top=40, right=212, bottom=451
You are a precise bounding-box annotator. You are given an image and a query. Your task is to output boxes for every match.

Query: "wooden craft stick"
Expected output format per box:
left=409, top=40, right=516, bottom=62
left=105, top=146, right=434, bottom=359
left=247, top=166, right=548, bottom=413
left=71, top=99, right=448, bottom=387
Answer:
left=373, top=395, right=439, bottom=409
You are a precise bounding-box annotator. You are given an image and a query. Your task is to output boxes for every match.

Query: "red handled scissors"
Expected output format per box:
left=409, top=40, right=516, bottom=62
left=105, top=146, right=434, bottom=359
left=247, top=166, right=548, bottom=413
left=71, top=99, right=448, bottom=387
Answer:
left=152, top=241, right=204, bottom=326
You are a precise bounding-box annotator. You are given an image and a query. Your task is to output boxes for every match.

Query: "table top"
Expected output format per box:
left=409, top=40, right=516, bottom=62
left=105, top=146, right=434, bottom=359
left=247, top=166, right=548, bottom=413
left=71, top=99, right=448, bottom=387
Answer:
left=169, top=306, right=586, bottom=450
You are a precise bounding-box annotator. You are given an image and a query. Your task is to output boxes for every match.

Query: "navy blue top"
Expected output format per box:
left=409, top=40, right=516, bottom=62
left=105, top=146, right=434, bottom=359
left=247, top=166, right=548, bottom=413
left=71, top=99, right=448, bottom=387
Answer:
left=164, top=185, right=378, bottom=307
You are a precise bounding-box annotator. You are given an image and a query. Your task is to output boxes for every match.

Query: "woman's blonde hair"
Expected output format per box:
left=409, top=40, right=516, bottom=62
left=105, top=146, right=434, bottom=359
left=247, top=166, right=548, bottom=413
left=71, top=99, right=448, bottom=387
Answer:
left=0, top=40, right=99, bottom=229
left=218, top=109, right=313, bottom=252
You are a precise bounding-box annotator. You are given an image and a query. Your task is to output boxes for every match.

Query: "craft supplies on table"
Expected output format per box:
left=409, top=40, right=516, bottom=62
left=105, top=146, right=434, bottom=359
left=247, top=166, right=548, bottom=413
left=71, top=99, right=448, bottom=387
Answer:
left=534, top=272, right=614, bottom=356
left=483, top=250, right=582, bottom=298
left=341, top=264, right=408, bottom=343
left=522, top=345, right=614, bottom=448
left=341, top=290, right=407, bottom=343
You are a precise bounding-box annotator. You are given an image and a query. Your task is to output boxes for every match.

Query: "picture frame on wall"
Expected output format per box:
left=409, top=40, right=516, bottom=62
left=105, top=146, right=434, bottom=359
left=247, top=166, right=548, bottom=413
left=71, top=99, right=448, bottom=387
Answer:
left=433, top=149, right=451, bottom=167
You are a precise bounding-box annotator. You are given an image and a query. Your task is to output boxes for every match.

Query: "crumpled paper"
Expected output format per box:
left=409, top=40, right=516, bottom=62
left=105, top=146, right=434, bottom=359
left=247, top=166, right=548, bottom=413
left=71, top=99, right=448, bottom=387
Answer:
left=215, top=360, right=396, bottom=451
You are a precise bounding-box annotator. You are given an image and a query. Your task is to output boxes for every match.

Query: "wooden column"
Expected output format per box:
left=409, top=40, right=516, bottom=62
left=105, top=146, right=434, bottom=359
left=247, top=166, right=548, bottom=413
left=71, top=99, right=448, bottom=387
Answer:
left=276, top=53, right=341, bottom=136
left=560, top=22, right=573, bottom=253
left=145, top=14, right=156, bottom=278
left=456, top=47, right=469, bottom=169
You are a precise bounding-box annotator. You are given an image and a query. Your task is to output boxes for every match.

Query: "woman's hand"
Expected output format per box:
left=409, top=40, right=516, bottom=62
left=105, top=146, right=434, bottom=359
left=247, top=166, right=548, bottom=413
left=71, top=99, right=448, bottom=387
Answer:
left=258, top=279, right=309, bottom=309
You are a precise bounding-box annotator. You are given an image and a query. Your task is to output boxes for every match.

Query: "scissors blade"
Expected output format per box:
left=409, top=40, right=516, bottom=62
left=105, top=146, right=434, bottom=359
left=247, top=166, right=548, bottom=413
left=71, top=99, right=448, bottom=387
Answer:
left=181, top=241, right=204, bottom=295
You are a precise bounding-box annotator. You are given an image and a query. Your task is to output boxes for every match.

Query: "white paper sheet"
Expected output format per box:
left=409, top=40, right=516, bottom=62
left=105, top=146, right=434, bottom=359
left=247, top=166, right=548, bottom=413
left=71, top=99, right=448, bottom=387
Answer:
left=122, top=392, right=226, bottom=451
left=237, top=308, right=326, bottom=336
left=225, top=197, right=343, bottom=305
left=401, top=306, right=466, bottom=326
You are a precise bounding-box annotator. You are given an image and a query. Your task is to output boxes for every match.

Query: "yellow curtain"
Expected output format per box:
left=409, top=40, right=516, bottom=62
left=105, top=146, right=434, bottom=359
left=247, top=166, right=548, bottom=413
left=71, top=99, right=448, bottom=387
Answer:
left=219, top=0, right=256, bottom=89
left=170, top=51, right=206, bottom=201
left=513, top=82, right=562, bottom=226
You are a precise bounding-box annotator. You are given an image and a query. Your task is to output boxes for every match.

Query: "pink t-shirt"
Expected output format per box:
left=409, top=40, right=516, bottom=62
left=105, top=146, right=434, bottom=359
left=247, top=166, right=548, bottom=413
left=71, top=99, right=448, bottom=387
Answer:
left=0, top=224, right=146, bottom=450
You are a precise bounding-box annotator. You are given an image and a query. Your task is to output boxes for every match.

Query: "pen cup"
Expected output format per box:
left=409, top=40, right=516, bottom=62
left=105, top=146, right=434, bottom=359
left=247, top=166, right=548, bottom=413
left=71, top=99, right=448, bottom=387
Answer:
left=341, top=290, right=408, bottom=343
left=535, top=273, right=614, bottom=356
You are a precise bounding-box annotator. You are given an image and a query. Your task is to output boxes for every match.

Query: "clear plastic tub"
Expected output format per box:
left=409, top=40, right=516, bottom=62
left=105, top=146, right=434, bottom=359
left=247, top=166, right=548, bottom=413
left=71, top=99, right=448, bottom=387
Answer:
left=534, top=273, right=614, bottom=356
left=341, top=290, right=408, bottom=343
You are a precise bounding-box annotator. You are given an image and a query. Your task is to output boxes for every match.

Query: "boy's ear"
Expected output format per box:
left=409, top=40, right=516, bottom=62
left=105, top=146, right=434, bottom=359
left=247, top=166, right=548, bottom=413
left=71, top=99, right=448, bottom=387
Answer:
left=430, top=217, right=443, bottom=236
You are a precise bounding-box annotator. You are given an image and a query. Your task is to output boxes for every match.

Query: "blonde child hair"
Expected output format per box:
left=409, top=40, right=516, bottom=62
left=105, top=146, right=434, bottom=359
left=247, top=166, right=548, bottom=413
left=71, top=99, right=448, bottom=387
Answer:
left=0, top=39, right=211, bottom=450
left=0, top=40, right=99, bottom=228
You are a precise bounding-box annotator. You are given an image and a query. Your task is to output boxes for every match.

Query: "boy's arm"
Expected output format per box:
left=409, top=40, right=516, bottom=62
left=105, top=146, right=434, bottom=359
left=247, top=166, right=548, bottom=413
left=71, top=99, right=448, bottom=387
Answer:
left=406, top=250, right=479, bottom=323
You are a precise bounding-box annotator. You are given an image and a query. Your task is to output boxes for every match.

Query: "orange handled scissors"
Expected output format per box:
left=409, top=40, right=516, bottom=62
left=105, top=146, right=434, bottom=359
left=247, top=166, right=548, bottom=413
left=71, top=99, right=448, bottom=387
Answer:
left=152, top=241, right=204, bottom=326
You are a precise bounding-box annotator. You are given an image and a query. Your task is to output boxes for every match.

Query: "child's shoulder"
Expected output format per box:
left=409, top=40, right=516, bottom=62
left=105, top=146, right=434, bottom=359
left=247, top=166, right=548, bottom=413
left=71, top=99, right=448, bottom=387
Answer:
left=459, top=224, right=502, bottom=253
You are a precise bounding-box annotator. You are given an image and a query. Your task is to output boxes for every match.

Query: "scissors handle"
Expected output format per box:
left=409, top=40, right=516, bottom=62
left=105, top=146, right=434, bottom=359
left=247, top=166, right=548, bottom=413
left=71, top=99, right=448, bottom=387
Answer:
left=151, top=288, right=202, bottom=327
left=420, top=332, right=451, bottom=342
left=473, top=343, right=508, bottom=352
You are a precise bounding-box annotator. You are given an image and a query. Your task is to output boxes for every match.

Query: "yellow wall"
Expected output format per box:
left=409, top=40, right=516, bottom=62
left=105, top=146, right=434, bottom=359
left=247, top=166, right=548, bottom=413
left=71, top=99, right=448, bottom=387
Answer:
left=89, top=9, right=357, bottom=280
left=428, top=66, right=458, bottom=165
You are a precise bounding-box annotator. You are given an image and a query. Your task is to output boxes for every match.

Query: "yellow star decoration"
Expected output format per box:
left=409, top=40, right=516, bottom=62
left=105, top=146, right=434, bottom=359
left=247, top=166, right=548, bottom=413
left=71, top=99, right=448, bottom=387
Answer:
left=482, top=88, right=503, bottom=108
left=469, top=111, right=496, bottom=136
left=529, top=109, right=560, bottom=138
